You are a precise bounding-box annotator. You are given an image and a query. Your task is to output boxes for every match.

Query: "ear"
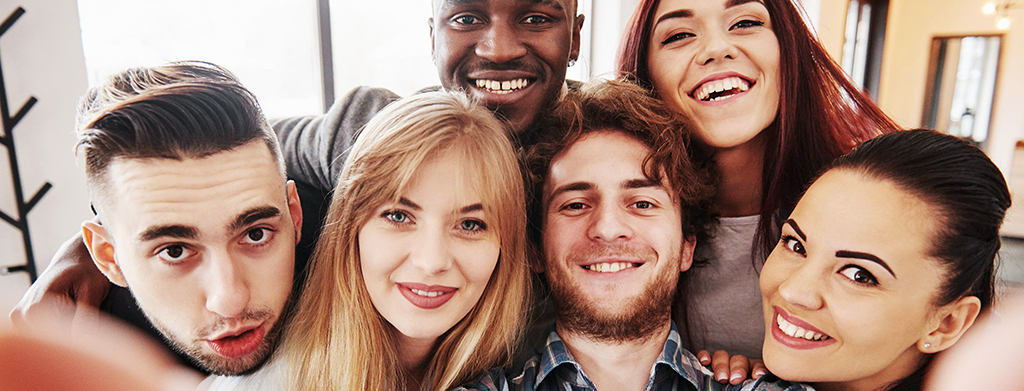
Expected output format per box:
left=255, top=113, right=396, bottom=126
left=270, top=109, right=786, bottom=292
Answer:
left=569, top=14, right=585, bottom=63
left=679, top=235, right=696, bottom=273
left=82, top=221, right=127, bottom=287
left=428, top=17, right=437, bottom=58
left=918, top=295, right=982, bottom=353
left=286, top=180, right=303, bottom=244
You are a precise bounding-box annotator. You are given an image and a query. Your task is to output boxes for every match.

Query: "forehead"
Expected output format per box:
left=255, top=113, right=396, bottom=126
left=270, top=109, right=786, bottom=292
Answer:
left=433, top=0, right=575, bottom=15
left=546, top=130, right=652, bottom=190
left=794, top=170, right=938, bottom=262
left=101, top=142, right=286, bottom=238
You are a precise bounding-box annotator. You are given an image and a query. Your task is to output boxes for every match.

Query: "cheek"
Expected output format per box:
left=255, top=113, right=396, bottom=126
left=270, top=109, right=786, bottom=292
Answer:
left=456, top=239, right=501, bottom=286
left=358, top=230, right=396, bottom=290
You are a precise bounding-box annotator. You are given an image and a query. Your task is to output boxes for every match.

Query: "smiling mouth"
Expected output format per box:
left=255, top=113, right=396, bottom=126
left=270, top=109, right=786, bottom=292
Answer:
left=692, top=76, right=752, bottom=102
left=777, top=314, right=831, bottom=341
left=582, top=261, right=641, bottom=273
left=473, top=78, right=531, bottom=95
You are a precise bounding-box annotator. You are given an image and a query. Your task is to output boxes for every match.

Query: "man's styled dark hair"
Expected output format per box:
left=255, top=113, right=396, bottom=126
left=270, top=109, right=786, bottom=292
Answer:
left=75, top=61, right=282, bottom=211
left=523, top=78, right=717, bottom=258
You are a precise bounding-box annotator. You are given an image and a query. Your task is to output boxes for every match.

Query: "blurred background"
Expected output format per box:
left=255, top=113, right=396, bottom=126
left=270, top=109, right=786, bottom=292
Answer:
left=1, top=0, right=1023, bottom=321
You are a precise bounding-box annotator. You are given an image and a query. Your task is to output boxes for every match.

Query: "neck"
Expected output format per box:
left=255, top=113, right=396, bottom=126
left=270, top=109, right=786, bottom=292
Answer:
left=713, top=136, right=766, bottom=217
left=556, top=321, right=671, bottom=390
left=812, top=348, right=926, bottom=391
left=397, top=334, right=438, bottom=391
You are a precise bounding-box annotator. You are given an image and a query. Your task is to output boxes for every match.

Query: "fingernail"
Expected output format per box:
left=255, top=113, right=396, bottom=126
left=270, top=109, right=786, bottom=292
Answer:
left=731, top=371, right=744, bottom=383
left=754, top=369, right=767, bottom=378
left=716, top=370, right=728, bottom=382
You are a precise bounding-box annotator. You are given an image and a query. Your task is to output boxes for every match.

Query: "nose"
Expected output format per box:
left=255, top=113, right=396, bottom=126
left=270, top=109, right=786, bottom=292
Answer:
left=408, top=226, right=453, bottom=276
left=776, top=262, right=825, bottom=311
left=205, top=250, right=250, bottom=318
left=587, top=203, right=633, bottom=242
left=475, top=21, right=527, bottom=64
left=695, top=29, right=736, bottom=66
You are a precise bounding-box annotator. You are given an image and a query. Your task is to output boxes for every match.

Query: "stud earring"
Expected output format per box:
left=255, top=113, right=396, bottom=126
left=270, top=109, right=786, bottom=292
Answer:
left=568, top=58, right=577, bottom=67
left=923, top=343, right=931, bottom=349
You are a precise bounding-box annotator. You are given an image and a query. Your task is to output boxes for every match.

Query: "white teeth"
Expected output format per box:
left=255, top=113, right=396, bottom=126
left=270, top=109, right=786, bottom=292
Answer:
left=410, top=288, right=444, bottom=298
left=694, top=76, right=751, bottom=101
left=777, top=314, right=830, bottom=341
left=474, top=78, right=530, bottom=94
left=584, top=262, right=637, bottom=273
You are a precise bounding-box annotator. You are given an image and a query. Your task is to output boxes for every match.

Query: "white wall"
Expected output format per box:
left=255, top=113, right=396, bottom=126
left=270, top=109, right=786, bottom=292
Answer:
left=0, top=0, right=91, bottom=322
left=873, top=0, right=1023, bottom=177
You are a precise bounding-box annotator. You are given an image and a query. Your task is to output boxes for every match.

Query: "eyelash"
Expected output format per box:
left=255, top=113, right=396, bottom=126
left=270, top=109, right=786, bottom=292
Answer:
left=780, top=234, right=805, bottom=255
left=838, top=265, right=879, bottom=286
left=731, top=19, right=764, bottom=30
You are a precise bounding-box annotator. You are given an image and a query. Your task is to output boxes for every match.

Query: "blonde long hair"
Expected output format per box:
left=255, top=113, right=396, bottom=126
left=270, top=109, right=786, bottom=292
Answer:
left=283, top=91, right=530, bottom=390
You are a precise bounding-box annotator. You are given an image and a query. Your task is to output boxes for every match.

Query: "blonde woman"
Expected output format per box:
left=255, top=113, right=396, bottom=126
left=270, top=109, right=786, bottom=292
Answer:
left=280, top=91, right=530, bottom=391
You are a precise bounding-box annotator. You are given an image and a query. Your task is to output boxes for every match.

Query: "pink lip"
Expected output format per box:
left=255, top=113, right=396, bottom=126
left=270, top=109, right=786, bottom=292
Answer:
left=688, top=71, right=754, bottom=101
left=206, top=324, right=265, bottom=359
left=398, top=283, right=458, bottom=310
left=771, top=306, right=836, bottom=350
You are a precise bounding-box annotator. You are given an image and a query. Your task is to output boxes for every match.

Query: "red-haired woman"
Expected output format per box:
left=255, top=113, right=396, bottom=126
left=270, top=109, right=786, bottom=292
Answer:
left=617, top=0, right=900, bottom=373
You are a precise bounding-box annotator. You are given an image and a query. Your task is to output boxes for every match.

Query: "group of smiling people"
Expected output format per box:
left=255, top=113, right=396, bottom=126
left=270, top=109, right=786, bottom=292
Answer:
left=7, top=0, right=1014, bottom=390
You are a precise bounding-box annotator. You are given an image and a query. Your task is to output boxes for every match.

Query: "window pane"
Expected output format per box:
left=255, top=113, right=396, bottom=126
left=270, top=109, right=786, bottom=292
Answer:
left=77, top=0, right=322, bottom=118
left=329, top=0, right=437, bottom=98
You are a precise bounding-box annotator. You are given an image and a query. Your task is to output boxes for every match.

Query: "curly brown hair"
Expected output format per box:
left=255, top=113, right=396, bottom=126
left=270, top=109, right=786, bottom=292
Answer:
left=521, top=78, right=718, bottom=266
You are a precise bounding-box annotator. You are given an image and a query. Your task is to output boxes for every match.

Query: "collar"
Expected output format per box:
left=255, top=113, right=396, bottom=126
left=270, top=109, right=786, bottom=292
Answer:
left=528, top=321, right=712, bottom=390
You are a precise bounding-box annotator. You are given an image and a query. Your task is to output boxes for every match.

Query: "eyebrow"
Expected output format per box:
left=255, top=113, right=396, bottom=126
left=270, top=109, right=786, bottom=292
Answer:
left=623, top=178, right=661, bottom=190
left=836, top=250, right=897, bottom=278
left=139, top=225, right=198, bottom=242
left=443, top=0, right=564, bottom=11
left=784, top=219, right=806, bottom=241
left=461, top=204, right=484, bottom=214
left=548, top=181, right=594, bottom=202
left=398, top=197, right=422, bottom=211
left=228, top=206, right=282, bottom=233
left=655, top=0, right=764, bottom=26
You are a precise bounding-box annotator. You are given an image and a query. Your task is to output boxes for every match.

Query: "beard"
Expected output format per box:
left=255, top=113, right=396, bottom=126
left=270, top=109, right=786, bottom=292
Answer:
left=546, top=244, right=678, bottom=343
left=144, top=291, right=296, bottom=376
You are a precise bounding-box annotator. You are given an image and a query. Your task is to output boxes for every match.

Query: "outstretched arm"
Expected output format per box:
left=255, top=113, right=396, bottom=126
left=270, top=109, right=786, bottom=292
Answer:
left=9, top=230, right=110, bottom=331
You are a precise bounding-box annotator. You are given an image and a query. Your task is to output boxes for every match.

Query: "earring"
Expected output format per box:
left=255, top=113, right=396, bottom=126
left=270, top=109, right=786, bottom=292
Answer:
left=568, top=58, right=576, bottom=67
left=923, top=343, right=932, bottom=349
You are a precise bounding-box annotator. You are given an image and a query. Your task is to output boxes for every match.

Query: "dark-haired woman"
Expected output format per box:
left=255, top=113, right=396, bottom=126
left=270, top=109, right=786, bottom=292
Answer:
left=760, top=129, right=1009, bottom=391
left=617, top=0, right=900, bottom=362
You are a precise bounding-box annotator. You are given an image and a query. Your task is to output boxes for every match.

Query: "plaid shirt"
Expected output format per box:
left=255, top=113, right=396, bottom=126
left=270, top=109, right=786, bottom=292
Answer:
left=456, top=322, right=813, bottom=391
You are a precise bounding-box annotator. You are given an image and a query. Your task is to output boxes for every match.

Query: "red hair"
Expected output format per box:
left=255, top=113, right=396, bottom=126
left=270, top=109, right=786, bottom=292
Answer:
left=617, top=0, right=900, bottom=255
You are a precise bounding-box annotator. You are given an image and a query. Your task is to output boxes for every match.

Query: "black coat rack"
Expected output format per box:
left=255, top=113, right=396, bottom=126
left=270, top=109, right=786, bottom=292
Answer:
left=1, top=6, right=50, bottom=283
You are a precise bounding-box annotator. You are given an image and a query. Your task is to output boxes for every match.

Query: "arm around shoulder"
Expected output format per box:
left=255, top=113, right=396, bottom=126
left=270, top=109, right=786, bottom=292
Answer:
left=270, top=86, right=400, bottom=193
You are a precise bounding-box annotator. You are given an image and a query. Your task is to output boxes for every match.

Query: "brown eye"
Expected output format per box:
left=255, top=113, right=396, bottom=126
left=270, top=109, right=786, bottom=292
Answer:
left=839, top=265, right=878, bottom=286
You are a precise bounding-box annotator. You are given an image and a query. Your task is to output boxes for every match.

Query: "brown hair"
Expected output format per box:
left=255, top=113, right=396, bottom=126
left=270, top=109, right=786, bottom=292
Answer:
left=524, top=78, right=717, bottom=263
left=75, top=61, right=281, bottom=213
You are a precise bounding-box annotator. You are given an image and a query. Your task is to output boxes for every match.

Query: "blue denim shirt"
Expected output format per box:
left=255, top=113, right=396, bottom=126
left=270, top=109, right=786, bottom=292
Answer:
left=456, top=322, right=813, bottom=391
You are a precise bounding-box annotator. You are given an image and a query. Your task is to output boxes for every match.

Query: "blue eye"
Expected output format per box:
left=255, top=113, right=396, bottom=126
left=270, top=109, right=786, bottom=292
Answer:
left=383, top=210, right=410, bottom=224
left=460, top=219, right=487, bottom=232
